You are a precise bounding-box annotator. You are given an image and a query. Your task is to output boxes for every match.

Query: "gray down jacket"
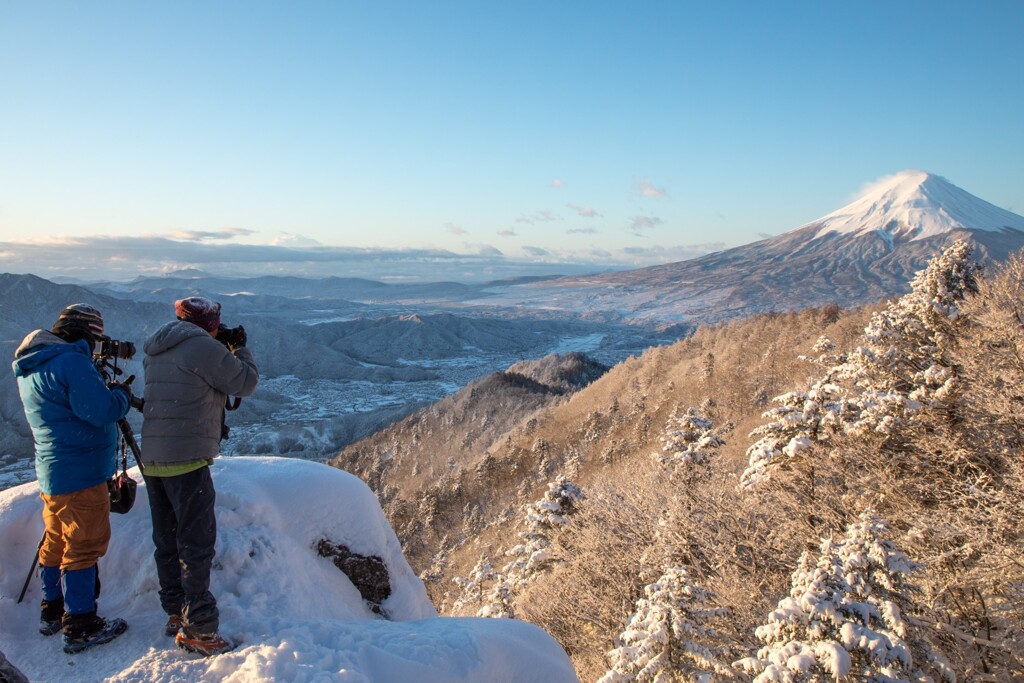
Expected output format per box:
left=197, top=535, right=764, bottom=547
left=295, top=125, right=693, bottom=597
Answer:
left=141, top=320, right=259, bottom=466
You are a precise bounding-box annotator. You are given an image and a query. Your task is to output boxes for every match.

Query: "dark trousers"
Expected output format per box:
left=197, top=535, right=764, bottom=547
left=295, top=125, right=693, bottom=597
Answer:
left=144, top=466, right=219, bottom=633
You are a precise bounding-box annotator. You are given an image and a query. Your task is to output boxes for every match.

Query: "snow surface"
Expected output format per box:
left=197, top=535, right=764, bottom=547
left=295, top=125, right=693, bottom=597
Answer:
left=0, top=457, right=579, bottom=682
left=804, top=169, right=1024, bottom=241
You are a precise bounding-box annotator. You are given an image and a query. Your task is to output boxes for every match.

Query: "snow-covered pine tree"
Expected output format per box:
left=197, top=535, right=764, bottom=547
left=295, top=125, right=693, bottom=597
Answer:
left=836, top=240, right=980, bottom=439
left=451, top=557, right=498, bottom=614
left=478, top=577, right=516, bottom=619
left=458, top=476, right=586, bottom=620
left=651, top=407, right=725, bottom=470
left=739, top=380, right=856, bottom=490
left=503, top=476, right=585, bottom=593
left=739, top=331, right=863, bottom=489
left=598, top=566, right=735, bottom=683
left=735, top=511, right=943, bottom=683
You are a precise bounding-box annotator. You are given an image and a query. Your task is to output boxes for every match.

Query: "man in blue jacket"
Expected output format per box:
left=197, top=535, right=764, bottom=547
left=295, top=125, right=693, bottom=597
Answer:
left=12, top=304, right=133, bottom=654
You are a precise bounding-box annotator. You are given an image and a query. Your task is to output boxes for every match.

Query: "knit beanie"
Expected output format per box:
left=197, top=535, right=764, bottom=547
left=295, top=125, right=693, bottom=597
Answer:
left=175, top=297, right=221, bottom=332
left=55, top=303, right=105, bottom=336
left=51, top=303, right=104, bottom=345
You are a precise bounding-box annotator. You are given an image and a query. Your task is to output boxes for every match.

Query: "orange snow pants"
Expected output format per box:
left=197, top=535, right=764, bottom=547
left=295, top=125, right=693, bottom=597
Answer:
left=38, top=482, right=111, bottom=570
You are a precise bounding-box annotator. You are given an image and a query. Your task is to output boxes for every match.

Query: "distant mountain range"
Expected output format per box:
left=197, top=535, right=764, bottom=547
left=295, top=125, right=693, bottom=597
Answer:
left=3, top=170, right=1022, bottom=471
left=479, top=170, right=1024, bottom=324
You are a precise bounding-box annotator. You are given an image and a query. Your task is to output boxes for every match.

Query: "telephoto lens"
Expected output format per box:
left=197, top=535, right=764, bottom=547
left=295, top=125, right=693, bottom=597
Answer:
left=99, top=338, right=137, bottom=360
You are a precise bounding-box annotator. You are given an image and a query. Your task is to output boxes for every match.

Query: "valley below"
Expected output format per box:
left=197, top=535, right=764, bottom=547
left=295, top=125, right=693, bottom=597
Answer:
left=0, top=272, right=676, bottom=490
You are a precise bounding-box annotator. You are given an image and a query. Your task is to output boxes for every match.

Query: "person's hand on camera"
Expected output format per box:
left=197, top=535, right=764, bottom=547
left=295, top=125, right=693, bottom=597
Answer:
left=107, top=379, right=132, bottom=399
left=108, top=375, right=144, bottom=412
left=231, top=325, right=247, bottom=350
left=217, top=324, right=247, bottom=351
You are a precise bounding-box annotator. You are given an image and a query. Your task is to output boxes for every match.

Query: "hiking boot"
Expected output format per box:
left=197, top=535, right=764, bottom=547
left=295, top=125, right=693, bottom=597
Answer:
left=39, top=598, right=64, bottom=636
left=61, top=612, right=128, bottom=654
left=175, top=628, right=235, bottom=657
left=164, top=614, right=184, bottom=637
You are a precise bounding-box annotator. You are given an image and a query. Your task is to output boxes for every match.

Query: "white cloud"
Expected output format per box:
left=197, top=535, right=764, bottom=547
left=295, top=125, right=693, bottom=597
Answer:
left=636, top=178, right=667, bottom=199
left=168, top=227, right=255, bottom=242
left=551, top=179, right=565, bottom=188
left=467, top=243, right=503, bottom=257
left=629, top=216, right=663, bottom=232
left=445, top=222, right=468, bottom=235
left=270, top=232, right=324, bottom=247
left=497, top=229, right=518, bottom=237
left=621, top=242, right=725, bottom=260
left=0, top=228, right=726, bottom=282
left=567, top=227, right=599, bottom=235
left=567, top=203, right=600, bottom=218
left=515, top=211, right=559, bottom=225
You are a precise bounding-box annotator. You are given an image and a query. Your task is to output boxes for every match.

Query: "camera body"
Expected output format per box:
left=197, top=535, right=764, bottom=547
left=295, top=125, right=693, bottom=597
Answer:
left=94, top=338, right=136, bottom=361
left=216, top=324, right=246, bottom=350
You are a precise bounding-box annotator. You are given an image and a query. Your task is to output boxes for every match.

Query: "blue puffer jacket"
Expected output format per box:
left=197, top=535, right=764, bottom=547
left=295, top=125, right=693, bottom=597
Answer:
left=12, top=330, right=131, bottom=495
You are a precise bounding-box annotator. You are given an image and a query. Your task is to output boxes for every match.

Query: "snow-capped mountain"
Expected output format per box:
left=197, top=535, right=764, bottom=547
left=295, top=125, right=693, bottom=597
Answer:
left=486, top=170, right=1024, bottom=324
left=806, top=170, right=1024, bottom=242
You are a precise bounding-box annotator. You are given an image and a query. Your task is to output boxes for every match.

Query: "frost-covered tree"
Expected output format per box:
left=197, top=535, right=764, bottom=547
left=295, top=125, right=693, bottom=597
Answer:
left=739, top=381, right=857, bottom=490
left=837, top=240, right=980, bottom=438
left=735, top=511, right=945, bottom=683
left=503, top=476, right=585, bottom=589
left=457, top=476, right=586, bottom=620
left=742, top=243, right=982, bottom=488
left=652, top=407, right=726, bottom=469
left=451, top=557, right=498, bottom=614
left=478, top=577, right=516, bottom=619
left=598, top=566, right=734, bottom=683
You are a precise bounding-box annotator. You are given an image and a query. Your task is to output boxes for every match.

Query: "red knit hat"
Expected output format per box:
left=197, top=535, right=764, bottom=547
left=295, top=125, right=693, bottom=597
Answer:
left=174, top=297, right=221, bottom=332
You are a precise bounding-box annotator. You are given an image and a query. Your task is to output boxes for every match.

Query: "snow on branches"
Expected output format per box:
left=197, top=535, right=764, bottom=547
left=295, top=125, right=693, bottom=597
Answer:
left=739, top=381, right=855, bottom=489
left=651, top=407, right=726, bottom=470
left=598, top=566, right=734, bottom=683
left=452, top=476, right=585, bottom=619
left=504, top=476, right=585, bottom=587
left=741, top=241, right=982, bottom=488
left=837, top=240, right=980, bottom=437
left=735, top=511, right=937, bottom=683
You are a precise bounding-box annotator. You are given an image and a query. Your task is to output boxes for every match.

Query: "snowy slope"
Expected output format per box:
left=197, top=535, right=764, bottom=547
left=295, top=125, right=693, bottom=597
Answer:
left=805, top=170, right=1024, bottom=241
left=0, top=457, right=579, bottom=682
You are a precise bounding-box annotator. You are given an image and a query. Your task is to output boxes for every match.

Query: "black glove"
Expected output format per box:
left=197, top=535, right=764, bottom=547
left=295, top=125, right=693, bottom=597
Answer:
left=109, top=376, right=144, bottom=412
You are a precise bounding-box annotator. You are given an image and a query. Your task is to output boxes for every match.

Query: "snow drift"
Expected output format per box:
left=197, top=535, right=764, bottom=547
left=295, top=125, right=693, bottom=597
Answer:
left=0, top=457, right=578, bottom=682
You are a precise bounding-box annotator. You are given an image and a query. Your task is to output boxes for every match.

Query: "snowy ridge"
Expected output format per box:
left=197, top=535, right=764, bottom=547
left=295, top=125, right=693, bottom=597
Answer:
left=803, top=170, right=1024, bottom=241
left=0, top=457, right=578, bottom=682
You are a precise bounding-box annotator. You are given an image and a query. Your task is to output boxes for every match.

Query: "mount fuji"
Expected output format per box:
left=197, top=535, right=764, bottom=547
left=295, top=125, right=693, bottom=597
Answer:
left=485, top=170, right=1024, bottom=324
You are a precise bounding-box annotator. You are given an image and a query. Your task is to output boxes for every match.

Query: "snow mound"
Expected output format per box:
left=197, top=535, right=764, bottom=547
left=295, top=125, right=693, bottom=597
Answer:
left=804, top=170, right=1024, bottom=241
left=0, top=457, right=578, bottom=682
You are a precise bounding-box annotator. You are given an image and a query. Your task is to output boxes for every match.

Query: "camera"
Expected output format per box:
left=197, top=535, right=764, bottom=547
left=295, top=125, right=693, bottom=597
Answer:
left=95, top=337, right=137, bottom=361
left=216, top=324, right=246, bottom=350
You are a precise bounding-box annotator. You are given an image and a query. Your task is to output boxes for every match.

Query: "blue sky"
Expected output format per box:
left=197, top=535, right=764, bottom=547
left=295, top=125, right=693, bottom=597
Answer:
left=1, top=1, right=1022, bottom=280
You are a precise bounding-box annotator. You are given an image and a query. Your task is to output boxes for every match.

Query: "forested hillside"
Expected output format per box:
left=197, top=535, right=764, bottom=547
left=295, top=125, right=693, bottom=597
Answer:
left=334, top=242, right=1024, bottom=682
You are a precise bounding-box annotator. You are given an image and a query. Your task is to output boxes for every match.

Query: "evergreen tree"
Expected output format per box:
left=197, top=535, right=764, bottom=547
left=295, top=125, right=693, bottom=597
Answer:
left=739, top=381, right=856, bottom=489
left=735, top=512, right=937, bottom=682
left=451, top=557, right=499, bottom=614
left=504, top=476, right=585, bottom=590
left=598, top=566, right=734, bottom=683
left=836, top=240, right=980, bottom=439
left=652, top=407, right=725, bottom=469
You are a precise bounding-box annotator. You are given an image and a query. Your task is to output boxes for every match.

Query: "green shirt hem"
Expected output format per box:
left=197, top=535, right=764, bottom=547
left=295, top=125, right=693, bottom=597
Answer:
left=143, top=459, right=213, bottom=477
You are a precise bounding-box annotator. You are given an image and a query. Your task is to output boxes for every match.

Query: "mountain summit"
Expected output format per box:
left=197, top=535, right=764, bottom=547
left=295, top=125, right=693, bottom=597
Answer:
left=804, top=170, right=1024, bottom=242
left=490, top=171, right=1024, bottom=324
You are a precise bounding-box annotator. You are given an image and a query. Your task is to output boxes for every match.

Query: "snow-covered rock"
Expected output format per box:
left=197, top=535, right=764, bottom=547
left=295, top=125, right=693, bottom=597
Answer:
left=0, top=456, right=579, bottom=682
